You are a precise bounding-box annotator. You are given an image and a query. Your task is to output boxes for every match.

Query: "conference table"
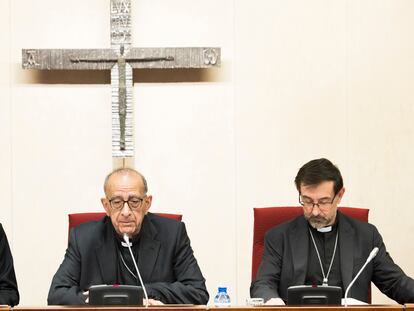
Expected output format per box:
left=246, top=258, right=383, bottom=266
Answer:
left=8, top=304, right=414, bottom=311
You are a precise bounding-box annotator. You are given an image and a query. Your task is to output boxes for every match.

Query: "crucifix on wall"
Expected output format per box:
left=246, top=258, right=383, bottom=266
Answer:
left=22, top=0, right=220, bottom=168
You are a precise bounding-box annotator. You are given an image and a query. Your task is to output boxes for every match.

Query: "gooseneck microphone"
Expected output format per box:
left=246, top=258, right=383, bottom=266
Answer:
left=123, top=233, right=149, bottom=307
left=344, top=247, right=379, bottom=306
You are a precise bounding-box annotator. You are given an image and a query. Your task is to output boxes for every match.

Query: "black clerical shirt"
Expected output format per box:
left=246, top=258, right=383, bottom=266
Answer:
left=115, top=233, right=142, bottom=286
left=110, top=225, right=143, bottom=287
left=305, top=222, right=343, bottom=291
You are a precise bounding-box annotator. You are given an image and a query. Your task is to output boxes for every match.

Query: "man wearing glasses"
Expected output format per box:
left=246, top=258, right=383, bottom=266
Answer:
left=251, top=158, right=414, bottom=305
left=48, top=168, right=208, bottom=305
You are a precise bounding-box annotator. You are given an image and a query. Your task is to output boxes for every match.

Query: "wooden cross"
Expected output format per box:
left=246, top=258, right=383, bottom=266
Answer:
left=22, top=0, right=220, bottom=168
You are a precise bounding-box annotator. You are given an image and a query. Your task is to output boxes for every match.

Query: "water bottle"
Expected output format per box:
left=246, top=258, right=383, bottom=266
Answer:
left=214, top=287, right=231, bottom=307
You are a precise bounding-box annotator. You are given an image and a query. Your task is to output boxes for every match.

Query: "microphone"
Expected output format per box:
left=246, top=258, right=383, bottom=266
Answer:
left=344, top=247, right=379, bottom=306
left=123, top=233, right=149, bottom=307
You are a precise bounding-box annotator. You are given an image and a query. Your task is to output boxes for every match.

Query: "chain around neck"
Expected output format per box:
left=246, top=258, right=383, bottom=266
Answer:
left=308, top=228, right=338, bottom=286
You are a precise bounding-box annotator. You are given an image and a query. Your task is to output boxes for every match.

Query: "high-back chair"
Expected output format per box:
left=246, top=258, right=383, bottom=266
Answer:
left=252, top=206, right=370, bottom=302
left=68, top=212, right=182, bottom=236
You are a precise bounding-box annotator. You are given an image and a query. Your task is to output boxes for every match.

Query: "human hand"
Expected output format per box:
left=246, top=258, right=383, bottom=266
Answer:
left=265, top=298, right=285, bottom=305
left=144, top=298, right=164, bottom=306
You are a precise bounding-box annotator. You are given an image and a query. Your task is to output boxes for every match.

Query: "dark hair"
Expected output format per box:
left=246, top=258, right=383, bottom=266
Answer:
left=294, top=158, right=343, bottom=195
left=103, top=168, right=148, bottom=196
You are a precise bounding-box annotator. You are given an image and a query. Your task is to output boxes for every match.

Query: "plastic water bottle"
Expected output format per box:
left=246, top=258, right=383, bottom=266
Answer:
left=214, top=287, right=231, bottom=307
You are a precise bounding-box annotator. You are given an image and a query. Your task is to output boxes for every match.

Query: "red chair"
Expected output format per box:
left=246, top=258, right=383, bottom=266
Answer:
left=68, top=212, right=182, bottom=236
left=252, top=206, right=370, bottom=301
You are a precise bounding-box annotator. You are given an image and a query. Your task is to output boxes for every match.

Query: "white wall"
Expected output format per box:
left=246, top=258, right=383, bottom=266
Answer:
left=2, top=0, right=414, bottom=305
left=0, top=0, right=13, bottom=241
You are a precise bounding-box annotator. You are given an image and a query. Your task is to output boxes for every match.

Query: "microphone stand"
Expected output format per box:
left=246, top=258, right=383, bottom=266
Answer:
left=344, top=247, right=379, bottom=307
left=123, top=233, right=149, bottom=308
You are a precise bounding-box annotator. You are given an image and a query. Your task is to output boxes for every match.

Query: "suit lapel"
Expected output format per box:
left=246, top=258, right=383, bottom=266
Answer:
left=95, top=218, right=118, bottom=284
left=138, top=215, right=161, bottom=282
left=291, top=216, right=309, bottom=285
left=338, top=212, right=355, bottom=289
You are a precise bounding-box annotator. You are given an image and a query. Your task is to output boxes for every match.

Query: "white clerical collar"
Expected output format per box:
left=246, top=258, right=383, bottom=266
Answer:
left=121, top=241, right=132, bottom=248
left=317, top=226, right=332, bottom=233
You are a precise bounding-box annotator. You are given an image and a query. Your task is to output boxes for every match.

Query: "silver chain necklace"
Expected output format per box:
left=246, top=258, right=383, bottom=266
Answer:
left=308, top=228, right=338, bottom=286
left=119, top=251, right=137, bottom=280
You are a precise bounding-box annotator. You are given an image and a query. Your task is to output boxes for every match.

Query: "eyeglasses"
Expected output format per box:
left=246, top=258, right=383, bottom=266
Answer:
left=299, top=194, right=336, bottom=210
left=108, top=196, right=146, bottom=210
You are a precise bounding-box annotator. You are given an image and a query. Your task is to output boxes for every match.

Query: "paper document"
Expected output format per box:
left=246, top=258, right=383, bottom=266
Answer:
left=341, top=298, right=368, bottom=305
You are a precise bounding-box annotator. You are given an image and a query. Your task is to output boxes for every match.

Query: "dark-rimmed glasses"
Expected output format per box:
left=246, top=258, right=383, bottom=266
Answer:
left=108, top=196, right=146, bottom=210
left=299, top=194, right=336, bottom=211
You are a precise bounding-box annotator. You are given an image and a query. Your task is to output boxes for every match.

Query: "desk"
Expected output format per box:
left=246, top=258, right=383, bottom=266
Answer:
left=11, top=306, right=404, bottom=311
left=13, top=307, right=205, bottom=311
left=209, top=306, right=403, bottom=311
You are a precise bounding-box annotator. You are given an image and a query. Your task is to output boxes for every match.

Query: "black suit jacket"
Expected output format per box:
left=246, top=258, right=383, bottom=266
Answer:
left=0, top=224, right=19, bottom=306
left=47, top=213, right=208, bottom=305
left=250, top=211, right=414, bottom=304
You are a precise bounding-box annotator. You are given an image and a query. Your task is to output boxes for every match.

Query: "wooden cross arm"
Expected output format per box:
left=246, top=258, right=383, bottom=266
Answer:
left=125, top=47, right=221, bottom=69
left=22, top=49, right=119, bottom=70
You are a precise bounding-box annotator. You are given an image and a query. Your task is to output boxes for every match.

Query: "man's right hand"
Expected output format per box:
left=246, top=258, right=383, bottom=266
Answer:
left=265, top=298, right=285, bottom=305
left=144, top=298, right=164, bottom=305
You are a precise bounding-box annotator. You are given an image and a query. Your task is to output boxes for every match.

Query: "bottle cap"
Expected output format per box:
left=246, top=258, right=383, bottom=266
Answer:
left=218, top=287, right=227, bottom=293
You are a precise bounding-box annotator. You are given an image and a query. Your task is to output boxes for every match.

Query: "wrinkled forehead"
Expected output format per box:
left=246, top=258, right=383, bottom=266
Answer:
left=106, top=172, right=146, bottom=196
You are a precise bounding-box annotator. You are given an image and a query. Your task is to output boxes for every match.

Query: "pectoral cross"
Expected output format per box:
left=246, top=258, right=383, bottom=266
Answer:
left=22, top=0, right=220, bottom=168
